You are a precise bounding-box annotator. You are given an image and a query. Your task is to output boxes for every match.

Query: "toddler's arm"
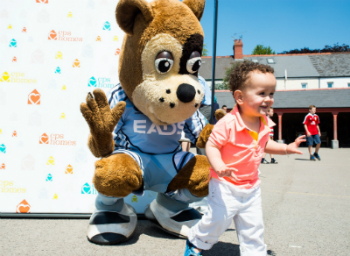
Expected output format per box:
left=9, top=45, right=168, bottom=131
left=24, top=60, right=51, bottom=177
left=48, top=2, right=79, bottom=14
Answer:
left=265, top=135, right=306, bottom=155
left=206, top=140, right=237, bottom=178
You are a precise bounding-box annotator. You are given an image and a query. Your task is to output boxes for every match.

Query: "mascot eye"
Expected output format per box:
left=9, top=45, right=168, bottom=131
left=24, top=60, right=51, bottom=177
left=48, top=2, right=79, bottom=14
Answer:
left=155, top=51, right=174, bottom=74
left=186, top=51, right=202, bottom=74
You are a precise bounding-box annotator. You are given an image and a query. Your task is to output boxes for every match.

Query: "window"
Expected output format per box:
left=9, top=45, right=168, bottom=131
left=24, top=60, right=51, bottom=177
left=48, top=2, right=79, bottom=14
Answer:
left=266, top=58, right=275, bottom=64
left=301, top=83, right=307, bottom=89
left=327, top=82, right=333, bottom=88
left=348, top=83, right=350, bottom=87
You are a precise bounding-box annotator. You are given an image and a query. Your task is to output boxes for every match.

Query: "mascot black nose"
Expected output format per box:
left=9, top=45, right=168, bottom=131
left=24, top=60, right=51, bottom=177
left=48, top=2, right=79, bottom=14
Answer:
left=176, top=83, right=196, bottom=103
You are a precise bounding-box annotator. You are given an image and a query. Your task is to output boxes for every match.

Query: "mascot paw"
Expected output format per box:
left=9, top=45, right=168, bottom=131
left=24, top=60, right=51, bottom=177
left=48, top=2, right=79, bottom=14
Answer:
left=87, top=203, right=137, bottom=245
left=145, top=199, right=202, bottom=238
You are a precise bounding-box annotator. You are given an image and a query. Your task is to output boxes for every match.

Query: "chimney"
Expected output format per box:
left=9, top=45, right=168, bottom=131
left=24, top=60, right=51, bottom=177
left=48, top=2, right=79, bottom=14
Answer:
left=234, top=39, right=243, bottom=59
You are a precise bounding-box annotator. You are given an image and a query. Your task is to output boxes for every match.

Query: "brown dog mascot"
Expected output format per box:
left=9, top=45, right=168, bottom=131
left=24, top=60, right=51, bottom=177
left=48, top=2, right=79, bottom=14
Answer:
left=80, top=0, right=214, bottom=245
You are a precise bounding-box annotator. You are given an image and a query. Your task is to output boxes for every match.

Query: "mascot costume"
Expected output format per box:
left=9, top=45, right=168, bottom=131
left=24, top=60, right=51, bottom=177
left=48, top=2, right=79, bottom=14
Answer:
left=80, top=0, right=218, bottom=245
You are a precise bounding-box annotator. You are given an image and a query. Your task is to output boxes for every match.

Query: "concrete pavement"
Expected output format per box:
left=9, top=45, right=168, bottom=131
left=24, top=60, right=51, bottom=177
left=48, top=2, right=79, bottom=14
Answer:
left=1, top=148, right=350, bottom=255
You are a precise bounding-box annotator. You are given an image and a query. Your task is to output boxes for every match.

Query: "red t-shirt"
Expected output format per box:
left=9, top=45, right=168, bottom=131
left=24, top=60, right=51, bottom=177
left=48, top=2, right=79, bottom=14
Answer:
left=303, top=113, right=320, bottom=135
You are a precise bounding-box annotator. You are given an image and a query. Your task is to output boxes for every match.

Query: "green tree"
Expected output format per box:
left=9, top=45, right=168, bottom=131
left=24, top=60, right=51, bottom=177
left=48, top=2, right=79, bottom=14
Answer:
left=252, top=44, right=275, bottom=55
left=202, top=44, right=208, bottom=56
left=215, top=61, right=242, bottom=90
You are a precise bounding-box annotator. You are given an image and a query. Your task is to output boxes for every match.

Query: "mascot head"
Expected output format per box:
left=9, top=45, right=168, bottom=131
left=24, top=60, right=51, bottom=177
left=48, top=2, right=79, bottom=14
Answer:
left=116, top=0, right=206, bottom=125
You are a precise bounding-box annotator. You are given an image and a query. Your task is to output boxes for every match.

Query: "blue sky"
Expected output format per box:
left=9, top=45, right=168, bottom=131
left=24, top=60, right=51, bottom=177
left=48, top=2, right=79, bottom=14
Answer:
left=200, top=0, right=350, bottom=56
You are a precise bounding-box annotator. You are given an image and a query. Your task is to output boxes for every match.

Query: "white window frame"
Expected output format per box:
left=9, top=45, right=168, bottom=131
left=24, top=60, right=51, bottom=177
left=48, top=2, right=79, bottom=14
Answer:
left=301, top=83, right=307, bottom=89
left=327, top=82, right=333, bottom=88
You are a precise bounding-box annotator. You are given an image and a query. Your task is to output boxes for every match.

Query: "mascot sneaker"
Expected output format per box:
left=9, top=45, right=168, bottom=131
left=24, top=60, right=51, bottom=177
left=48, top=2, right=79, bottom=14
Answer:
left=87, top=203, right=137, bottom=245
left=145, top=199, right=202, bottom=238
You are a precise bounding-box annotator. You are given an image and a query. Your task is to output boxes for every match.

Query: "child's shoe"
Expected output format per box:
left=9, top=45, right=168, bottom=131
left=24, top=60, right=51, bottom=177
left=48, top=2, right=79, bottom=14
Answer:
left=313, top=152, right=321, bottom=160
left=310, top=155, right=316, bottom=161
left=184, top=240, right=202, bottom=256
left=261, top=158, right=269, bottom=164
left=270, top=158, right=278, bottom=164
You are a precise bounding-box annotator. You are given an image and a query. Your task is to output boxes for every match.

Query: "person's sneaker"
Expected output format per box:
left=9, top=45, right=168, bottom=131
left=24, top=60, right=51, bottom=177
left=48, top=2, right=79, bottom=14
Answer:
left=310, top=155, right=316, bottom=161
left=270, top=158, right=278, bottom=164
left=313, top=152, right=321, bottom=161
left=184, top=240, right=202, bottom=256
left=261, top=158, right=269, bottom=164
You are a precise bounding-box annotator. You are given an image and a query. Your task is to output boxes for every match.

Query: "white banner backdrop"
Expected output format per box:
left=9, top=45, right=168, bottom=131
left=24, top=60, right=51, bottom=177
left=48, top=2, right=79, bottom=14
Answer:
left=0, top=0, right=156, bottom=214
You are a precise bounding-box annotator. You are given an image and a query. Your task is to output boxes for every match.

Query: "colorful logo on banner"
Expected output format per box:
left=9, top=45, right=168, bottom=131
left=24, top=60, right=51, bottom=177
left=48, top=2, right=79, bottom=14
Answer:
left=55, top=67, right=61, bottom=74
left=39, top=133, right=76, bottom=146
left=72, top=59, right=80, bottom=68
left=0, top=144, right=6, bottom=153
left=115, top=48, right=121, bottom=55
left=12, top=131, right=17, bottom=137
left=16, top=200, right=31, bottom=213
left=22, top=27, right=27, bottom=33
left=53, top=193, right=58, bottom=199
left=1, top=72, right=37, bottom=83
left=60, top=113, right=66, bottom=119
left=9, top=39, right=17, bottom=47
left=36, top=0, right=48, bottom=3
left=113, top=35, right=118, bottom=41
left=55, top=51, right=63, bottom=59
left=103, top=21, right=111, bottom=31
left=12, top=57, right=17, bottom=62
left=47, top=157, right=54, bottom=165
left=0, top=163, right=5, bottom=170
left=28, top=89, right=41, bottom=105
left=67, top=12, right=73, bottom=18
left=21, top=155, right=35, bottom=171
left=81, top=183, right=97, bottom=195
left=65, top=164, right=73, bottom=174
left=46, top=173, right=53, bottom=181
left=48, top=30, right=82, bottom=42
left=88, top=77, right=114, bottom=88
left=96, top=36, right=101, bottom=42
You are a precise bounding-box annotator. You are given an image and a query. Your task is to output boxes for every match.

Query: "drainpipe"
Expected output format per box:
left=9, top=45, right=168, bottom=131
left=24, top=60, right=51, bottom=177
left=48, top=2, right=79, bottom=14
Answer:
left=284, top=69, right=287, bottom=89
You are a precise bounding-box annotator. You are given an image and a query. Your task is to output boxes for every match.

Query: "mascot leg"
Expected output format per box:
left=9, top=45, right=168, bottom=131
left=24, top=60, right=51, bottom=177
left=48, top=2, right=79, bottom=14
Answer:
left=87, top=153, right=143, bottom=245
left=145, top=155, right=210, bottom=238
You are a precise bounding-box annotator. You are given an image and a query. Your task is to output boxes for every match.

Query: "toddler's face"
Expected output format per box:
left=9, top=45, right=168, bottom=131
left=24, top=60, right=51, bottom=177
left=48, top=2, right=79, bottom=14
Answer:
left=238, top=71, right=276, bottom=118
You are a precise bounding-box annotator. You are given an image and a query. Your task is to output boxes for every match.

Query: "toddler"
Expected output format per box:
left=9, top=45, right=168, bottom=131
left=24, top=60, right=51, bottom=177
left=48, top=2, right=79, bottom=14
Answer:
left=184, top=61, right=305, bottom=256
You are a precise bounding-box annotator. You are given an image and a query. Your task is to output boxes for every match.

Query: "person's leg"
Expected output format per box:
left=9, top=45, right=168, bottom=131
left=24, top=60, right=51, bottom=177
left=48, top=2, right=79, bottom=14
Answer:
left=187, top=179, right=237, bottom=251
left=313, top=134, right=321, bottom=160
left=233, top=187, right=266, bottom=256
left=261, top=153, right=269, bottom=164
left=182, top=141, right=190, bottom=152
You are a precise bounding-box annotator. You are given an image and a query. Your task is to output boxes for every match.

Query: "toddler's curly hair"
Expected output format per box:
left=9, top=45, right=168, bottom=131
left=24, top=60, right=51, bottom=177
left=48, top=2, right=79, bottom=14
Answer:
left=229, top=61, right=274, bottom=93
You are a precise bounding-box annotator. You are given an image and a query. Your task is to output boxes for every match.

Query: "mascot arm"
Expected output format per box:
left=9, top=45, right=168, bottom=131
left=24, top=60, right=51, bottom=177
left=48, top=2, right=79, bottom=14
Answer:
left=80, top=88, right=126, bottom=157
left=196, top=109, right=227, bottom=149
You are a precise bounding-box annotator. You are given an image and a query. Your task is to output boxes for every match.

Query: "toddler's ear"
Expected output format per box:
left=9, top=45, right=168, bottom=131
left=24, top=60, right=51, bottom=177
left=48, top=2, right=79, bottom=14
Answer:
left=234, top=90, right=243, bottom=105
left=116, top=0, right=154, bottom=35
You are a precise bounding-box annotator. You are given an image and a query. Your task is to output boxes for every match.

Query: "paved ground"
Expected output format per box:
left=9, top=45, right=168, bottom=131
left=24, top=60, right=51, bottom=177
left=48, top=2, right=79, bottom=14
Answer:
left=1, top=148, right=350, bottom=256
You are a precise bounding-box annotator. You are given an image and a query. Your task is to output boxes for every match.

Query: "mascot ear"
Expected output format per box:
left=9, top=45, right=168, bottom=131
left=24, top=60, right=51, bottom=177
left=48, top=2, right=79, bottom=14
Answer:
left=116, top=0, right=154, bottom=35
left=182, top=0, right=206, bottom=21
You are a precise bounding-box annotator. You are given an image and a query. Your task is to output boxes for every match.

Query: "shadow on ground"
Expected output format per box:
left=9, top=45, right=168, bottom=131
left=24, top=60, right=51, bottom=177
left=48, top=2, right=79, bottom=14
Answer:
left=295, top=158, right=312, bottom=161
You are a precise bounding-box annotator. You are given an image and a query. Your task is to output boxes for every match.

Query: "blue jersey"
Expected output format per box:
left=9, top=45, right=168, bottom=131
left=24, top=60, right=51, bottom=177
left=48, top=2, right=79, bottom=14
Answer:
left=107, top=84, right=208, bottom=155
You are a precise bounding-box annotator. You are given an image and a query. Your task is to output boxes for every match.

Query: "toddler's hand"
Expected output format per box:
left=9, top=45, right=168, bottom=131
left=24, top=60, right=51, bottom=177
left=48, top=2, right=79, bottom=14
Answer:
left=287, top=135, right=306, bottom=155
left=215, top=165, right=238, bottom=179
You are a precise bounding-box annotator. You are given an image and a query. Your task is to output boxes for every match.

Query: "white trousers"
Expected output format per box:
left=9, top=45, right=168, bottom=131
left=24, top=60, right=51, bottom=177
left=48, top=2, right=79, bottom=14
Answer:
left=188, top=178, right=267, bottom=256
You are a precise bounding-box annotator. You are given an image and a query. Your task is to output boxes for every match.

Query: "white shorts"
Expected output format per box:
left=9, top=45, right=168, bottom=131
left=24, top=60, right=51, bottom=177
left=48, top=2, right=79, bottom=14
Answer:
left=188, top=178, right=267, bottom=255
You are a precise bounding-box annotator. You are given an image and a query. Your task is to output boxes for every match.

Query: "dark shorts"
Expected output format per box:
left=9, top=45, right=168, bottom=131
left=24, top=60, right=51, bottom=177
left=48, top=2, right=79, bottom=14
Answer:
left=306, top=134, right=321, bottom=146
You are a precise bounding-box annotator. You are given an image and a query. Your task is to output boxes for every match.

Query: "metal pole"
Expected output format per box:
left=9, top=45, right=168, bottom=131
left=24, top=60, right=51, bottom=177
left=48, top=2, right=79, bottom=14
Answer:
left=210, top=0, right=218, bottom=124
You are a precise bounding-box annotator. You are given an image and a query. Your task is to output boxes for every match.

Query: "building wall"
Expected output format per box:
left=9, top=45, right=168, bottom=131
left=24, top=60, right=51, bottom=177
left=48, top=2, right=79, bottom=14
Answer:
left=320, top=77, right=350, bottom=88
left=276, top=78, right=319, bottom=90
